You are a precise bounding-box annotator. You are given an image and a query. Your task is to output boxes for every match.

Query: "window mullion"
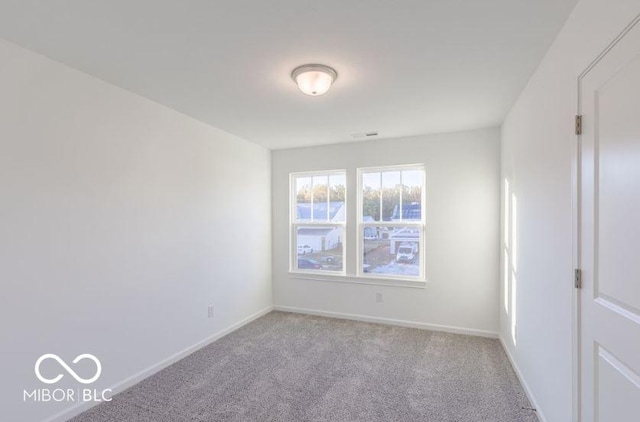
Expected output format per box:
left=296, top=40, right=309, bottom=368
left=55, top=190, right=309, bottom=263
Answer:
left=326, top=175, right=330, bottom=221
left=378, top=172, right=383, bottom=222
left=399, top=171, right=403, bottom=222
left=310, top=177, right=314, bottom=221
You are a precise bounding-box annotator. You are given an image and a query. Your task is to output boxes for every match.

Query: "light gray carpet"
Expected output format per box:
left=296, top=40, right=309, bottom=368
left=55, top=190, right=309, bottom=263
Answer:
left=71, top=311, right=538, bottom=422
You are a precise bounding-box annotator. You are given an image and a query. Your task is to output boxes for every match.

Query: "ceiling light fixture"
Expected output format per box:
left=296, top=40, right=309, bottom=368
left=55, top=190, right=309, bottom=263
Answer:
left=291, top=64, right=338, bottom=96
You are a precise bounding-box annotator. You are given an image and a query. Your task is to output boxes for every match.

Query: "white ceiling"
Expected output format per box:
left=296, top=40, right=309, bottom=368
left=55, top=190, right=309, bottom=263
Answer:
left=0, top=0, right=578, bottom=149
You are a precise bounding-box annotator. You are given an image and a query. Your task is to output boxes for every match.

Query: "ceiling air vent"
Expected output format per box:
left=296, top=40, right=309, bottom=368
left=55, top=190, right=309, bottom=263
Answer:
left=351, top=131, right=379, bottom=139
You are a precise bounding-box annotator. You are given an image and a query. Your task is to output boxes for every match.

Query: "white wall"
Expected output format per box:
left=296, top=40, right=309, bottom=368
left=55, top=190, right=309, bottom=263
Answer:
left=0, top=39, right=272, bottom=422
left=272, top=128, right=501, bottom=336
left=500, top=1, right=640, bottom=421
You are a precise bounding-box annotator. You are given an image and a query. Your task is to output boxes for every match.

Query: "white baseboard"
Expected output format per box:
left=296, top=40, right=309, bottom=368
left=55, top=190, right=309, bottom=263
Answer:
left=273, top=305, right=499, bottom=338
left=46, top=305, right=274, bottom=422
left=499, top=336, right=546, bottom=422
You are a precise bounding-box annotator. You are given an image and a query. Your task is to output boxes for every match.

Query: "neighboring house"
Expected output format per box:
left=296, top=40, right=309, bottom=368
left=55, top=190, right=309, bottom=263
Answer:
left=363, top=216, right=378, bottom=239
left=296, top=201, right=344, bottom=252
left=362, top=217, right=398, bottom=240
left=388, top=202, right=421, bottom=253
left=296, top=227, right=342, bottom=253
left=388, top=226, right=420, bottom=254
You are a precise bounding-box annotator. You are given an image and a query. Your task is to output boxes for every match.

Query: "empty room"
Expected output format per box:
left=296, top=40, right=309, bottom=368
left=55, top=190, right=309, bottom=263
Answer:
left=1, top=1, right=639, bottom=421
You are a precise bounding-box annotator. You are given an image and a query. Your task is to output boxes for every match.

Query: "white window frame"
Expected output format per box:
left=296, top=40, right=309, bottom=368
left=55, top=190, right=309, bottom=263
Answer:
left=357, top=164, right=426, bottom=282
left=290, top=170, right=347, bottom=275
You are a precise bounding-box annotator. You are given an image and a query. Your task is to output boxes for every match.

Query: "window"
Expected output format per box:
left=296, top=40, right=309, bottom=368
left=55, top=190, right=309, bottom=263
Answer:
left=290, top=171, right=346, bottom=273
left=358, top=165, right=425, bottom=280
left=289, top=165, right=425, bottom=283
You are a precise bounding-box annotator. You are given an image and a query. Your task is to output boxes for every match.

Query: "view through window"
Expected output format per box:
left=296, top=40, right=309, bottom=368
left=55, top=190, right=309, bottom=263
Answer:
left=291, top=171, right=346, bottom=273
left=359, top=166, right=425, bottom=279
left=290, top=165, right=425, bottom=281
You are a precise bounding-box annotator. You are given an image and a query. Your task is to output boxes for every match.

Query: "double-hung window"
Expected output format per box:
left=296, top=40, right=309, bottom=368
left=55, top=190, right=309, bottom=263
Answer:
left=290, top=171, right=346, bottom=273
left=289, top=165, right=425, bottom=282
left=358, top=165, right=425, bottom=280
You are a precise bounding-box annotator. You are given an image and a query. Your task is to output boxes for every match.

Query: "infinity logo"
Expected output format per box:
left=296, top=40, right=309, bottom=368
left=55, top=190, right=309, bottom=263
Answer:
left=35, top=354, right=102, bottom=385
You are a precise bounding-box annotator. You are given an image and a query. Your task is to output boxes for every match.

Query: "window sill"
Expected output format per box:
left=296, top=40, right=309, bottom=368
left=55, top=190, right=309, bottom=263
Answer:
left=288, top=272, right=427, bottom=289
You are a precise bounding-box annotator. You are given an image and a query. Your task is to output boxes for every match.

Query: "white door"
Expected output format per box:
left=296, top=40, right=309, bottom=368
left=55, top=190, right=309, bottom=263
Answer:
left=579, top=15, right=640, bottom=422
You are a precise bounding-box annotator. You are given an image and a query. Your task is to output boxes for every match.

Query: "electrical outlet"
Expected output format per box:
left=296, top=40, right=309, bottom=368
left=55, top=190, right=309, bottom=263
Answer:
left=207, top=305, right=214, bottom=318
left=376, top=292, right=383, bottom=303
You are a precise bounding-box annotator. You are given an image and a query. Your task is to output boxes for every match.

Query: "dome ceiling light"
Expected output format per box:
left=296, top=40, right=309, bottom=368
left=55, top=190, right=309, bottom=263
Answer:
left=291, top=64, right=338, bottom=96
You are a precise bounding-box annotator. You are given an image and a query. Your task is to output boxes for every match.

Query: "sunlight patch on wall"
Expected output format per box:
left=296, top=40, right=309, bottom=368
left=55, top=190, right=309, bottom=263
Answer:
left=511, top=194, right=517, bottom=271
left=511, top=271, right=517, bottom=345
left=510, top=193, right=518, bottom=345
left=503, top=179, right=510, bottom=313
left=504, top=249, right=510, bottom=313
left=504, top=179, right=510, bottom=247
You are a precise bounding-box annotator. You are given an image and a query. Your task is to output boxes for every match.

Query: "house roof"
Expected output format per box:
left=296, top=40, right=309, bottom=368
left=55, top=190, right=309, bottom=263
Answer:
left=297, top=201, right=344, bottom=221
left=297, top=227, right=336, bottom=236
left=392, top=203, right=421, bottom=220
left=389, top=227, right=420, bottom=239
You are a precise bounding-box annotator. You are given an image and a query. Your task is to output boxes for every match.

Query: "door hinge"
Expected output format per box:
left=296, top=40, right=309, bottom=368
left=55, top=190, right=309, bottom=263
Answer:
left=575, top=268, right=582, bottom=289
left=575, top=115, right=582, bottom=135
